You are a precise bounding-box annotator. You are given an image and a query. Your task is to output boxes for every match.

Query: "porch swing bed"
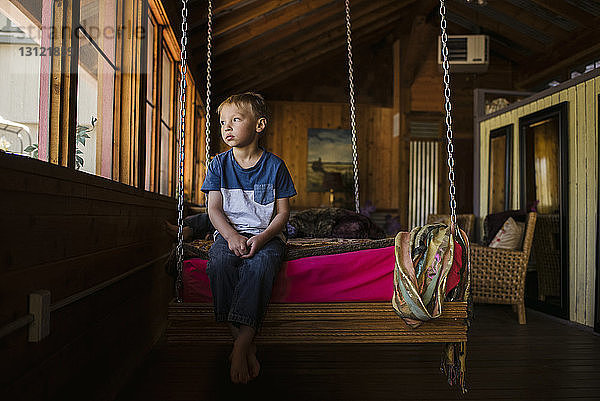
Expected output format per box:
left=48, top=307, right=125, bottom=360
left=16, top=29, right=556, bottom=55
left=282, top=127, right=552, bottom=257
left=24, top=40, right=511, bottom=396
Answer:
left=167, top=0, right=470, bottom=392
left=166, top=237, right=468, bottom=344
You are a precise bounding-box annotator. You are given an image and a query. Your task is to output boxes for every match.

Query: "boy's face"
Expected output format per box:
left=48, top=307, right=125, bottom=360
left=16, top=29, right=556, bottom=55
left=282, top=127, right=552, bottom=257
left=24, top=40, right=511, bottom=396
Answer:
left=219, top=103, right=265, bottom=148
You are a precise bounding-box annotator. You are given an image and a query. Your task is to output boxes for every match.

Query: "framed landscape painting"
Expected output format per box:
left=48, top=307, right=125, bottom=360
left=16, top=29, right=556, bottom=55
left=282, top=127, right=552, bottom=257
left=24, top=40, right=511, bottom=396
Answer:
left=307, top=128, right=354, bottom=207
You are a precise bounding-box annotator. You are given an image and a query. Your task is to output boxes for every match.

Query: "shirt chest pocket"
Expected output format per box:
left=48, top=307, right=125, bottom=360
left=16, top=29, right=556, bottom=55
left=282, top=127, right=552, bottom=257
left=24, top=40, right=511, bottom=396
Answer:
left=254, top=183, right=275, bottom=205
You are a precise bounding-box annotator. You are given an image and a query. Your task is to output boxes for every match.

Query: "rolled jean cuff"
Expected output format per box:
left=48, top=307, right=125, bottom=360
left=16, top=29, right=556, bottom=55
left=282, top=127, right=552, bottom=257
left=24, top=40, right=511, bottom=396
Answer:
left=228, top=312, right=259, bottom=330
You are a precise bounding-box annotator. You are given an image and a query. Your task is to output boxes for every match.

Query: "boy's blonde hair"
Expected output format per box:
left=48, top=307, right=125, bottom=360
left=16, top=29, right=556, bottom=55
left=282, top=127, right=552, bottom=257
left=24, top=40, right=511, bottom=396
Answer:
left=217, top=92, right=270, bottom=122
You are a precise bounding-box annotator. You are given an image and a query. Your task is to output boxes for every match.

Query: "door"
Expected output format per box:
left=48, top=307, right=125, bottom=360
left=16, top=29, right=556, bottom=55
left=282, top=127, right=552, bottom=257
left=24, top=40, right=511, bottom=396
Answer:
left=520, top=102, right=569, bottom=319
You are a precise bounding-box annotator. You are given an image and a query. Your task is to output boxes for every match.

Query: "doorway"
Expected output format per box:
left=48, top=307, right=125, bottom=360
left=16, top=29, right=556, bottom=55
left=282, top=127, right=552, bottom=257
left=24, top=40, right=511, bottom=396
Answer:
left=520, top=102, right=569, bottom=319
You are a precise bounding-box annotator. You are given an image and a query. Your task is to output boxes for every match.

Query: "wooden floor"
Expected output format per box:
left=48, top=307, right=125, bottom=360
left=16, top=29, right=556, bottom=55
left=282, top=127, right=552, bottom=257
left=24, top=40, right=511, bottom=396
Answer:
left=116, top=305, right=600, bottom=400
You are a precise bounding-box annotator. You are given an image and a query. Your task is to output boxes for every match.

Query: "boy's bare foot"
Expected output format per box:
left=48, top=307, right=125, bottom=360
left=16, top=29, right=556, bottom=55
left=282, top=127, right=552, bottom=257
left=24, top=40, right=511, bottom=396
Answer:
left=247, top=343, right=260, bottom=379
left=230, top=341, right=251, bottom=384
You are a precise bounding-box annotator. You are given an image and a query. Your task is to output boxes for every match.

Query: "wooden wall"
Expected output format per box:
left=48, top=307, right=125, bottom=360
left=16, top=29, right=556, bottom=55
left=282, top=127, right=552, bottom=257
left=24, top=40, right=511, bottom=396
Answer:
left=478, top=72, right=599, bottom=327
left=261, top=101, right=397, bottom=211
left=0, top=153, right=175, bottom=400
left=257, top=39, right=514, bottom=216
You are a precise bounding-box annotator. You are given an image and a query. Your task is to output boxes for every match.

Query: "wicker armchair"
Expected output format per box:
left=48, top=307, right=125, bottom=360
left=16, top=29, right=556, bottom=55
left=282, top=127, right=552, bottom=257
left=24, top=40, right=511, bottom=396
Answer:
left=470, top=212, right=537, bottom=324
left=426, top=214, right=475, bottom=241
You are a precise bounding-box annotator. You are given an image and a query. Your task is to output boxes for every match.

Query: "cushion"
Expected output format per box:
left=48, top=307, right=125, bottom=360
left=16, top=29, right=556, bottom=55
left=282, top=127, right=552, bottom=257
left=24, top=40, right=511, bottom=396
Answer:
left=483, top=210, right=527, bottom=246
left=489, top=217, right=525, bottom=250
left=289, top=208, right=385, bottom=239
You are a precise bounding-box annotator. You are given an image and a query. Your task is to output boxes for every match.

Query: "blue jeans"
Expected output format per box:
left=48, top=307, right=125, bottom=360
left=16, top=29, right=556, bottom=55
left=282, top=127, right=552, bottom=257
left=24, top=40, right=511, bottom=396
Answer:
left=206, top=234, right=286, bottom=331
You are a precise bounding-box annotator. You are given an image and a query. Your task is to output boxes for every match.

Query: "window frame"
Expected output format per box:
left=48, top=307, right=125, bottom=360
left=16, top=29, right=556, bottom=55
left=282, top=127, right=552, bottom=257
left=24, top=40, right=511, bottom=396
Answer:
left=8, top=0, right=203, bottom=201
left=488, top=124, right=513, bottom=213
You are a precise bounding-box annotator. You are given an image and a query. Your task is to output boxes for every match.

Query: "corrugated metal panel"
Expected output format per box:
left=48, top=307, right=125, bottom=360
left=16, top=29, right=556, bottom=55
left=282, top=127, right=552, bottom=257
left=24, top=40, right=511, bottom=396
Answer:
left=409, top=141, right=439, bottom=228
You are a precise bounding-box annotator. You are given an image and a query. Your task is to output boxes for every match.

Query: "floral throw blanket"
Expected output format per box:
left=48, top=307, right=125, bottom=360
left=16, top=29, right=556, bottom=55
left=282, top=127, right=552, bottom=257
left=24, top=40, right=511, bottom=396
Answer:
left=391, top=223, right=471, bottom=393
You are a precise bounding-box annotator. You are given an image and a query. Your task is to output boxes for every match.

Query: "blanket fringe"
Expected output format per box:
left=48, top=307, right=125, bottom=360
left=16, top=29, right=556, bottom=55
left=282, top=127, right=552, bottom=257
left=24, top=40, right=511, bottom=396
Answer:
left=440, top=341, right=467, bottom=394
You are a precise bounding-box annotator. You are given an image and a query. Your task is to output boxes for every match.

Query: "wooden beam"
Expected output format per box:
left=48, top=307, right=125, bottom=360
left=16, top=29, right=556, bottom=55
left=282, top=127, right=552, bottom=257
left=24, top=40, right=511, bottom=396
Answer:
left=517, top=28, right=600, bottom=89
left=224, top=8, right=410, bottom=94
left=401, top=16, right=437, bottom=87
left=220, top=2, right=408, bottom=93
left=394, top=1, right=437, bottom=229
left=210, top=0, right=366, bottom=74
left=187, top=0, right=263, bottom=33
left=527, top=0, right=596, bottom=28
left=445, top=20, right=527, bottom=65
left=485, top=0, right=572, bottom=43
left=214, top=0, right=403, bottom=85
left=448, top=0, right=549, bottom=52
left=209, top=0, right=335, bottom=56
left=394, top=38, right=409, bottom=230
left=49, top=0, right=79, bottom=168
left=211, top=0, right=298, bottom=38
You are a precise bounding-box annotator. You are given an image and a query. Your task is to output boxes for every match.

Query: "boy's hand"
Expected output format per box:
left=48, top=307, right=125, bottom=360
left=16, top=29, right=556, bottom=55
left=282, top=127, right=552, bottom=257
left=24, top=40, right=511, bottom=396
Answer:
left=242, top=234, right=268, bottom=259
left=228, top=234, right=249, bottom=257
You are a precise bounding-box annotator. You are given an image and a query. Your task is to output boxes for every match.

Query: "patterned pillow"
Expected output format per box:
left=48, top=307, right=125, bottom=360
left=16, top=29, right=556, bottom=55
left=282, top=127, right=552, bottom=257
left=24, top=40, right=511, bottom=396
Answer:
left=483, top=210, right=527, bottom=246
left=489, top=217, right=525, bottom=250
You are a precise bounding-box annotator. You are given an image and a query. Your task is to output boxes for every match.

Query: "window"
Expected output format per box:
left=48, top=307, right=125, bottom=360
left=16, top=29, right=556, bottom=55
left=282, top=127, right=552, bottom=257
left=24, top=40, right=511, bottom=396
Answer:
left=145, top=15, right=156, bottom=191
left=76, top=0, right=117, bottom=178
left=0, top=1, right=47, bottom=160
left=159, top=48, right=174, bottom=195
left=488, top=125, right=512, bottom=213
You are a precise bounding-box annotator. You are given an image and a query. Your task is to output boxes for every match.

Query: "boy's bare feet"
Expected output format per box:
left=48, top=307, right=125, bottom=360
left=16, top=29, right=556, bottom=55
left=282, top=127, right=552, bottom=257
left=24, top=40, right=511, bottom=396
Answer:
left=230, top=340, right=251, bottom=384
left=228, top=342, right=260, bottom=383
left=247, top=343, right=260, bottom=379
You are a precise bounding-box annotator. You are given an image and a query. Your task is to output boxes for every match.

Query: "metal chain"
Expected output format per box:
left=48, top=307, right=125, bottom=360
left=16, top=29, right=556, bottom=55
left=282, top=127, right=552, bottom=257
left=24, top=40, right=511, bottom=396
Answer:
left=175, top=0, right=189, bottom=302
left=345, top=0, right=359, bottom=214
left=439, top=0, right=458, bottom=229
left=205, top=0, right=213, bottom=170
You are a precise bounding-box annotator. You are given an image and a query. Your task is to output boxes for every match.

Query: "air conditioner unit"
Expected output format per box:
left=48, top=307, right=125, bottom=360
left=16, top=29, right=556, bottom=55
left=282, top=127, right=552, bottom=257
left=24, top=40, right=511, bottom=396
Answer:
left=438, top=35, right=489, bottom=73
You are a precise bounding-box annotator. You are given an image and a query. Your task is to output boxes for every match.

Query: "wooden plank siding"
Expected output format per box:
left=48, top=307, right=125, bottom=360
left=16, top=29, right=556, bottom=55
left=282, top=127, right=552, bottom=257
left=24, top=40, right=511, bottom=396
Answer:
left=263, top=101, right=396, bottom=210
left=0, top=153, right=175, bottom=401
left=478, top=74, right=599, bottom=327
left=1, top=0, right=209, bottom=398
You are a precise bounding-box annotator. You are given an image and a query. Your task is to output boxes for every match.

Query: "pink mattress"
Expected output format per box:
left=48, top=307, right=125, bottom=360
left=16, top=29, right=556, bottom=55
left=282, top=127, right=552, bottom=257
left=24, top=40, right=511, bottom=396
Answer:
left=183, top=246, right=395, bottom=303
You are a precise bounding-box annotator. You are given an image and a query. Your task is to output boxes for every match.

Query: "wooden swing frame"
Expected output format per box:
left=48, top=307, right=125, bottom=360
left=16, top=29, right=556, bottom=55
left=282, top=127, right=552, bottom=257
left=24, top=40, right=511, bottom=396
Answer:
left=167, top=301, right=468, bottom=345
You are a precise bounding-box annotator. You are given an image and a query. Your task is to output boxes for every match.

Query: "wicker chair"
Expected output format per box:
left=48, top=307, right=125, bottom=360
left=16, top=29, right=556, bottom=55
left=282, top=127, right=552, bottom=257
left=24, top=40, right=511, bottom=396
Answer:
left=426, top=214, right=475, bottom=241
left=470, top=212, right=537, bottom=324
left=532, top=214, right=561, bottom=301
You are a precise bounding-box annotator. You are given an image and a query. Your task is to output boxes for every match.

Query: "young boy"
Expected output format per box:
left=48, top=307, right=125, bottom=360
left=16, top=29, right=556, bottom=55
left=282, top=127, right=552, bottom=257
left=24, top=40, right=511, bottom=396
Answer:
left=200, top=93, right=296, bottom=384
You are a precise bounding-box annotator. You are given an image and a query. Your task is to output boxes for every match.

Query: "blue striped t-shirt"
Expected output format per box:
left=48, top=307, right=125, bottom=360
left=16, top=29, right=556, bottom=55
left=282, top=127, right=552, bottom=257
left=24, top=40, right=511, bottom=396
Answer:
left=201, top=148, right=296, bottom=239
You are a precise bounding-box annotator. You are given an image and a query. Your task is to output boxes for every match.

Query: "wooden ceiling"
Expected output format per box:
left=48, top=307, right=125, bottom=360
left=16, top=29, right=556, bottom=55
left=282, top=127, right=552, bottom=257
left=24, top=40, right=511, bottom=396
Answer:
left=162, top=0, right=600, bottom=97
